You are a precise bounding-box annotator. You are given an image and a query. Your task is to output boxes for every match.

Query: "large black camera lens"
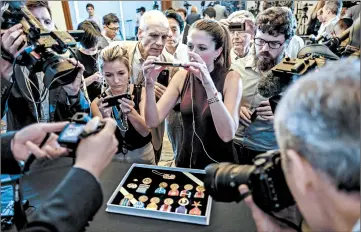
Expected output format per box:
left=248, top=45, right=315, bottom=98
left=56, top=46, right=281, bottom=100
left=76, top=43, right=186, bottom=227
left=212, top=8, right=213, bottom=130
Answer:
left=204, top=163, right=255, bottom=202
left=204, top=151, right=295, bottom=212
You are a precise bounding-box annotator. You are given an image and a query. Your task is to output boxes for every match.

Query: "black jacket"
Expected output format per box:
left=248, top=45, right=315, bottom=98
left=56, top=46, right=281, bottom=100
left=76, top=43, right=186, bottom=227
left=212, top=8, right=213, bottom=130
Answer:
left=1, top=132, right=103, bottom=232
left=182, top=24, right=191, bottom=45
left=1, top=65, right=90, bottom=131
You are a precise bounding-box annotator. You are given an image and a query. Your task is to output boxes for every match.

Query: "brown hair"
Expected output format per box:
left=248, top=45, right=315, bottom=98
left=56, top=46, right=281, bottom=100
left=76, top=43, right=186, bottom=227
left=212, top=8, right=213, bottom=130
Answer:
left=256, top=7, right=295, bottom=42
left=26, top=1, right=52, bottom=18
left=190, top=19, right=231, bottom=80
left=176, top=8, right=187, bottom=18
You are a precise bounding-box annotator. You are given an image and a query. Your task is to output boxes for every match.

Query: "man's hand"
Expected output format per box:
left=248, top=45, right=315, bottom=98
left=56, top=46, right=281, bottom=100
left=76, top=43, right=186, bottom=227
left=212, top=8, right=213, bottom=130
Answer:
left=256, top=100, right=274, bottom=121
left=240, top=106, right=252, bottom=127
left=74, top=117, right=118, bottom=179
left=154, top=82, right=167, bottom=99
left=63, top=58, right=85, bottom=96
left=11, top=122, right=69, bottom=161
left=239, top=185, right=296, bottom=232
left=1, top=24, right=27, bottom=81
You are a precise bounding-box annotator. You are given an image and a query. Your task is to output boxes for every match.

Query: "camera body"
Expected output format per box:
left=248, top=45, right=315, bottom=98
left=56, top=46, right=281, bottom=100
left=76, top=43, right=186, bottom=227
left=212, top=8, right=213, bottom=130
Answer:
left=204, top=150, right=295, bottom=212
left=1, top=1, right=83, bottom=89
left=58, top=113, right=104, bottom=153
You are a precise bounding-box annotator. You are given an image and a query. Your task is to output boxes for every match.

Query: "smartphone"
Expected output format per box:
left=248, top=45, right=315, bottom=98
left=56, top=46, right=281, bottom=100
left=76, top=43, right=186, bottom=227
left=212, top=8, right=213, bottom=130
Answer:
left=229, top=22, right=245, bottom=31
left=157, top=70, right=169, bottom=87
left=152, top=61, right=189, bottom=68
left=103, top=93, right=132, bottom=108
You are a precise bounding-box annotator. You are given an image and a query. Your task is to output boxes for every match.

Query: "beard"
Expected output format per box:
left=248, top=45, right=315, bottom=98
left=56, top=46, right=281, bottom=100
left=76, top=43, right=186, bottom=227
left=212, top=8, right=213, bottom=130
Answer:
left=255, top=51, right=276, bottom=72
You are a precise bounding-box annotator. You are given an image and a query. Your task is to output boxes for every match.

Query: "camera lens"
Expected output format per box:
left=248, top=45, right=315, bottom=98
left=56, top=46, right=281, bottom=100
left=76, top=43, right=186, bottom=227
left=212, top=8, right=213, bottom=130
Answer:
left=204, top=163, right=255, bottom=202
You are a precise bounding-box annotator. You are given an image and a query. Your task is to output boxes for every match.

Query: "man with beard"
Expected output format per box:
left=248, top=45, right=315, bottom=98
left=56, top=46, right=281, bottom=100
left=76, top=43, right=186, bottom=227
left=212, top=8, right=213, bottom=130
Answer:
left=233, top=7, right=295, bottom=164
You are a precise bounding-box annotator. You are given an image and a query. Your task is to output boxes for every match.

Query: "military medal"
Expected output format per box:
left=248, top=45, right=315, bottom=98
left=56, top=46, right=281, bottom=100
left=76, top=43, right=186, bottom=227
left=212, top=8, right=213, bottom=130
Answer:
left=126, top=183, right=138, bottom=189
left=194, top=186, right=205, bottom=199
left=142, top=178, right=152, bottom=185
left=189, top=201, right=202, bottom=216
left=180, top=184, right=193, bottom=198
left=136, top=183, right=150, bottom=194
left=134, top=195, right=148, bottom=209
left=119, top=194, right=134, bottom=207
left=155, top=182, right=168, bottom=194
left=175, top=198, right=189, bottom=214
left=160, top=198, right=173, bottom=212
left=152, top=170, right=176, bottom=180
left=146, top=197, right=160, bottom=210
left=168, top=183, right=180, bottom=196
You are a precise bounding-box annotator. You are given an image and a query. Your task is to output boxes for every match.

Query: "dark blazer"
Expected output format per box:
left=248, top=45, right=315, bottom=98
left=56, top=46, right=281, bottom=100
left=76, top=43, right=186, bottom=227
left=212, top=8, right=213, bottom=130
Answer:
left=1, top=132, right=103, bottom=232
left=186, top=13, right=201, bottom=25
left=182, top=24, right=191, bottom=45
left=1, top=65, right=90, bottom=131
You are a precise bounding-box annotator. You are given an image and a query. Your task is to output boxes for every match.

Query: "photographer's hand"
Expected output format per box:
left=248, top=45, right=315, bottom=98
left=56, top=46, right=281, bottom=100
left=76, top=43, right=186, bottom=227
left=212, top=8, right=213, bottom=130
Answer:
left=239, top=185, right=296, bottom=232
left=63, top=58, right=85, bottom=96
left=1, top=24, right=27, bottom=81
left=74, top=117, right=118, bottom=179
left=11, top=122, right=69, bottom=161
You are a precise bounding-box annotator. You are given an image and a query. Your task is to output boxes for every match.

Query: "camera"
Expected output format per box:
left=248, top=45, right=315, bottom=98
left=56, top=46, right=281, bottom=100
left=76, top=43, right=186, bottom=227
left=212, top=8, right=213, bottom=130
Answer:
left=58, top=113, right=105, bottom=153
left=204, top=150, right=295, bottom=212
left=1, top=1, right=83, bottom=89
left=228, top=22, right=245, bottom=32
left=184, top=1, right=191, bottom=10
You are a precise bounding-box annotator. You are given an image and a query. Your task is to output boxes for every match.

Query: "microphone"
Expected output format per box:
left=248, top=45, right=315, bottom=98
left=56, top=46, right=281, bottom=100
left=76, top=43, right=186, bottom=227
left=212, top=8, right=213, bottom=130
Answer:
left=258, top=70, right=283, bottom=98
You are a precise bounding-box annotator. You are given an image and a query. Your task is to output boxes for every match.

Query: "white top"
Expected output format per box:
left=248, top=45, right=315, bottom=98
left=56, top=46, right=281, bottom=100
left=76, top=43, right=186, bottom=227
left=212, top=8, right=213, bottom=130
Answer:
left=285, top=35, right=305, bottom=59
left=163, top=43, right=189, bottom=63
left=317, top=16, right=339, bottom=38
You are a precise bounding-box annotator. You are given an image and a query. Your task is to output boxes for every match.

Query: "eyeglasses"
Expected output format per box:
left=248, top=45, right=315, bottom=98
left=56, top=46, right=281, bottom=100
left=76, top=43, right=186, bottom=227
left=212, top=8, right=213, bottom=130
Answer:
left=254, top=38, right=284, bottom=49
left=106, top=25, right=120, bottom=31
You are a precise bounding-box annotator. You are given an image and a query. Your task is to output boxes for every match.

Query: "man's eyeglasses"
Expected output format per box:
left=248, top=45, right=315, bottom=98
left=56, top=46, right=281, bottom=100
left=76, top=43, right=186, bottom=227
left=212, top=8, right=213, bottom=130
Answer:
left=106, top=25, right=120, bottom=31
left=254, top=38, right=284, bottom=49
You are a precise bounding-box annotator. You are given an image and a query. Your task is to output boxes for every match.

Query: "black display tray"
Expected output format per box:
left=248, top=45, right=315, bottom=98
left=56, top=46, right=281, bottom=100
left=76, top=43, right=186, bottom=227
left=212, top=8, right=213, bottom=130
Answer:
left=106, top=164, right=212, bottom=225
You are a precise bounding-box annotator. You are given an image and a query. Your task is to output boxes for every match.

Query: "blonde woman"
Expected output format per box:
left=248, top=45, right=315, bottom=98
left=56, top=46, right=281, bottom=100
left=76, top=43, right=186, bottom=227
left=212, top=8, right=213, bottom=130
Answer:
left=91, top=44, right=155, bottom=164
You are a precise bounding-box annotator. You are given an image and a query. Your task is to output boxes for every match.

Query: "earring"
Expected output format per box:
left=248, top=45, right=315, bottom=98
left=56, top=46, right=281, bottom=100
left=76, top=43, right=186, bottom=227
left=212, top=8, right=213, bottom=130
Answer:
left=214, top=57, right=217, bottom=61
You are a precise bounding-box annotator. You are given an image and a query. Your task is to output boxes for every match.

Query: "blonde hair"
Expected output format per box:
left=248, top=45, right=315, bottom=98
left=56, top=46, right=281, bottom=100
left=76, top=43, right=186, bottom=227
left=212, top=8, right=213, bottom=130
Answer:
left=98, top=43, right=130, bottom=73
left=98, top=43, right=130, bottom=92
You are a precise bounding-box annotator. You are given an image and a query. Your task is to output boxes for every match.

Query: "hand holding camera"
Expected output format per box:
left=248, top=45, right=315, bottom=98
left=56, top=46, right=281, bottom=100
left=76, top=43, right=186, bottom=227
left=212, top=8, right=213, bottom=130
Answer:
left=10, top=122, right=69, bottom=162
left=74, top=117, right=118, bottom=179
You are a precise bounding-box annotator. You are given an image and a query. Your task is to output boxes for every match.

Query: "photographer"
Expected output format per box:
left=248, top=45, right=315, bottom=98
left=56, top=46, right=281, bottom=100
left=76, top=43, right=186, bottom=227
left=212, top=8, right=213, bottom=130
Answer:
left=2, top=117, right=118, bottom=232
left=1, top=1, right=90, bottom=130
left=240, top=59, right=360, bottom=232
left=233, top=7, right=295, bottom=164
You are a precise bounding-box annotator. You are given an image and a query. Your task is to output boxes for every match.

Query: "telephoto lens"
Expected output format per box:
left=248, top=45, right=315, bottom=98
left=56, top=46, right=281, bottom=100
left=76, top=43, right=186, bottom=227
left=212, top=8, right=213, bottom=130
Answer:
left=204, top=150, right=295, bottom=212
